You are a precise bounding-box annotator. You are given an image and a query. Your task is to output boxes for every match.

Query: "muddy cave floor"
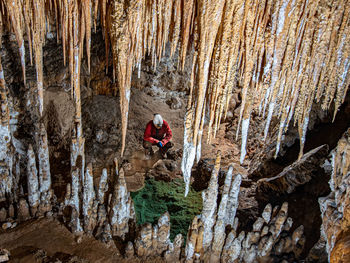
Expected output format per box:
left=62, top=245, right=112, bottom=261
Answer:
left=0, top=84, right=341, bottom=262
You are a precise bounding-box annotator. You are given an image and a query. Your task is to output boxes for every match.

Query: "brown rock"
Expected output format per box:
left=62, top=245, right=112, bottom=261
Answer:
left=124, top=241, right=134, bottom=258
left=156, top=212, right=171, bottom=255
left=257, top=145, right=329, bottom=198
left=135, top=223, right=153, bottom=258
left=17, top=198, right=30, bottom=222
left=319, top=129, right=350, bottom=262
left=0, top=208, right=6, bottom=222
left=0, top=248, right=10, bottom=262
left=8, top=205, right=14, bottom=218
left=2, top=222, right=12, bottom=230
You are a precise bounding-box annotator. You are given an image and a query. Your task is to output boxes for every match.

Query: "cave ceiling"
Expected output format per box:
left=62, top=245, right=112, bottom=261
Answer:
left=0, top=0, right=349, bottom=194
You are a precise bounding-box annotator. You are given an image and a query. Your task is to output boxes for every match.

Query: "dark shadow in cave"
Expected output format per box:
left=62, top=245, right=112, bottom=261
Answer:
left=46, top=101, right=72, bottom=203
left=258, top=164, right=330, bottom=258
left=251, top=88, right=350, bottom=180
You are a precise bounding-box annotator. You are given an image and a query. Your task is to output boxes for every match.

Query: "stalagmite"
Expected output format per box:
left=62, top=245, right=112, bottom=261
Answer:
left=135, top=223, right=153, bottom=258
left=165, top=233, right=183, bottom=263
left=156, top=212, right=171, bottom=255
left=211, top=166, right=234, bottom=258
left=0, top=56, right=13, bottom=201
left=27, top=144, right=39, bottom=216
left=221, top=231, right=245, bottom=263
left=97, top=168, right=108, bottom=203
left=109, top=160, right=135, bottom=238
left=225, top=171, right=242, bottom=227
left=38, top=124, right=51, bottom=195
left=125, top=241, right=135, bottom=258
left=83, top=163, right=97, bottom=233
left=185, top=215, right=203, bottom=262
left=319, top=128, right=350, bottom=262
left=211, top=165, right=242, bottom=260
left=201, top=152, right=220, bottom=252
left=17, top=198, right=30, bottom=222
left=64, top=168, right=83, bottom=233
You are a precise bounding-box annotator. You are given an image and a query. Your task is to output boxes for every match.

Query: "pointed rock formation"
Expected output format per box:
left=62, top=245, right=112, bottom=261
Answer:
left=319, top=128, right=350, bottom=263
left=135, top=222, right=153, bottom=258
left=201, top=152, right=221, bottom=252
left=37, top=123, right=53, bottom=216
left=211, top=164, right=242, bottom=261
left=64, top=168, right=83, bottom=233
left=38, top=123, right=51, bottom=193
left=27, top=145, right=39, bottom=216
left=109, top=159, right=135, bottom=239
left=17, top=198, right=30, bottom=222
left=82, top=163, right=97, bottom=234
left=185, top=215, right=204, bottom=262
left=134, top=211, right=174, bottom=259
left=165, top=233, right=183, bottom=263
left=0, top=57, right=14, bottom=202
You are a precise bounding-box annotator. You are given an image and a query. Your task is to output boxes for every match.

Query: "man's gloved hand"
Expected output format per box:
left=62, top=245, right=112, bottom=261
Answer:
left=157, top=141, right=163, bottom=148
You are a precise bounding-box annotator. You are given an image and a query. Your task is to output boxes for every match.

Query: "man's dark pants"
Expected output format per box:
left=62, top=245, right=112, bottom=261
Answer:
left=143, top=140, right=173, bottom=156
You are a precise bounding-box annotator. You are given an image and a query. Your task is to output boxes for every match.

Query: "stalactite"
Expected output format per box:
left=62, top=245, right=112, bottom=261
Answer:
left=179, top=0, right=194, bottom=70
left=0, top=0, right=349, bottom=199
left=170, top=0, right=181, bottom=57
left=110, top=0, right=130, bottom=157
left=182, top=0, right=350, bottom=179
left=5, top=0, right=26, bottom=84
left=32, top=0, right=46, bottom=116
left=83, top=0, right=92, bottom=73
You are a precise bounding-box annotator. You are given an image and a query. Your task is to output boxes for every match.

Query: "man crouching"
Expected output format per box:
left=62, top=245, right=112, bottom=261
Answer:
left=143, top=113, right=173, bottom=158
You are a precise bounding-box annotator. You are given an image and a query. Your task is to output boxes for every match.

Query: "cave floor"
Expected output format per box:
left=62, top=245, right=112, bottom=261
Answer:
left=0, top=218, right=167, bottom=263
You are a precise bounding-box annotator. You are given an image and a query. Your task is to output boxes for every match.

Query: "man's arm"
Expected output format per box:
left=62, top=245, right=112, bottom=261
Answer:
left=143, top=122, right=159, bottom=144
left=161, top=121, right=172, bottom=145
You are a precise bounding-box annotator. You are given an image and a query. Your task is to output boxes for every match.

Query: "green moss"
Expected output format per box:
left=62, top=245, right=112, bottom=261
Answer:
left=131, top=178, right=202, bottom=241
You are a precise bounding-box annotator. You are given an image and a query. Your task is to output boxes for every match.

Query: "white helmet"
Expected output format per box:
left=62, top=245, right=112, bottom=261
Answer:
left=153, top=114, right=163, bottom=127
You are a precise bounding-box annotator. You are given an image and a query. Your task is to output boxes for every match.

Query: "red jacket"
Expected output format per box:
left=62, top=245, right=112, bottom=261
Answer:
left=143, top=120, right=172, bottom=145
